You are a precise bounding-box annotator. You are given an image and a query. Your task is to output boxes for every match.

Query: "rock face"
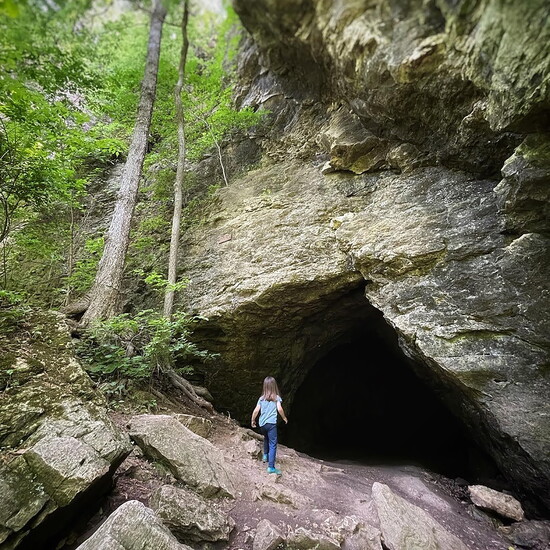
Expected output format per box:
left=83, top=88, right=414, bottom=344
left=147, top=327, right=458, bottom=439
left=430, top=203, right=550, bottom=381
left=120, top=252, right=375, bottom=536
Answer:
left=175, top=0, right=550, bottom=519
left=234, top=0, right=550, bottom=174
left=180, top=157, right=550, bottom=516
left=0, top=311, right=131, bottom=550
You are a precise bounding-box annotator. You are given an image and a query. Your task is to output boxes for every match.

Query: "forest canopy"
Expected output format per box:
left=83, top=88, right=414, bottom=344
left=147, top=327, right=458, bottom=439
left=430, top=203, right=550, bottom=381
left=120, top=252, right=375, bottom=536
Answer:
left=0, top=0, right=263, bottom=398
left=0, top=0, right=260, bottom=305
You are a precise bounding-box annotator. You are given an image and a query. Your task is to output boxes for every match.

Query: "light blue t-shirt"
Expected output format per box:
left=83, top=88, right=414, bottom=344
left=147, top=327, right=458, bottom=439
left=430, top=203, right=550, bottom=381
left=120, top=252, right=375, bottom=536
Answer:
left=258, top=395, right=282, bottom=426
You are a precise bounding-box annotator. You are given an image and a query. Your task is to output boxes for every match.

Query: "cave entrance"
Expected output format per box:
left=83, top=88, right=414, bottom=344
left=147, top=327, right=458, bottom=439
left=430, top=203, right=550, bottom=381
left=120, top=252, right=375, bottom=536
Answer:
left=282, top=311, right=500, bottom=482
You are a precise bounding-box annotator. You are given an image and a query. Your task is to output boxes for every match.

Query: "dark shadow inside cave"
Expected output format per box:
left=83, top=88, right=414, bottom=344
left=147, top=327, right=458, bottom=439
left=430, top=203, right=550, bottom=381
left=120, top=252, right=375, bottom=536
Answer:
left=281, top=313, right=503, bottom=484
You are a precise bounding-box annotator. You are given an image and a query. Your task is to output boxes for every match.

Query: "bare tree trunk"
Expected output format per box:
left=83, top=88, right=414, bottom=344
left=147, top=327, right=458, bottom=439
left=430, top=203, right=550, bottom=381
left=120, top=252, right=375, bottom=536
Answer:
left=80, top=0, right=167, bottom=326
left=163, top=0, right=190, bottom=319
left=202, top=117, right=228, bottom=186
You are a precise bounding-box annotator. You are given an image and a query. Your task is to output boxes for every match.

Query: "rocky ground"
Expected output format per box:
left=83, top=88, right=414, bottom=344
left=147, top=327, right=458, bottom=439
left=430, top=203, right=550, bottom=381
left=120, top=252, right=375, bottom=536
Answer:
left=61, top=392, right=548, bottom=550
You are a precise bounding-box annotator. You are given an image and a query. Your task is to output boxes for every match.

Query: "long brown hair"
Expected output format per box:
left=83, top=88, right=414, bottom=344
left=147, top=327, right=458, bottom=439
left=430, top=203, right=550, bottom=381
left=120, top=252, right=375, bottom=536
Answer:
left=261, top=376, right=280, bottom=402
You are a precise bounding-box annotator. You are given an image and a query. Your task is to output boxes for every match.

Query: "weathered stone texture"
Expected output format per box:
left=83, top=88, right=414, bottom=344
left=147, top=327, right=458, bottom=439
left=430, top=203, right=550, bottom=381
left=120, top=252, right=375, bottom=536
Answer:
left=129, top=414, right=236, bottom=498
left=469, top=484, right=525, bottom=522
left=234, top=0, right=550, bottom=174
left=178, top=0, right=550, bottom=519
left=372, top=482, right=470, bottom=550
left=150, top=484, right=235, bottom=542
left=75, top=500, right=192, bottom=550
left=0, top=311, right=131, bottom=549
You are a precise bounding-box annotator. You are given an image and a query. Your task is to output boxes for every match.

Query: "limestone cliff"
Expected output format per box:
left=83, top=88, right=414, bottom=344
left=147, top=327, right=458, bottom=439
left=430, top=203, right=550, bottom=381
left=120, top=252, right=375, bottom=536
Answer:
left=175, top=0, right=550, bottom=517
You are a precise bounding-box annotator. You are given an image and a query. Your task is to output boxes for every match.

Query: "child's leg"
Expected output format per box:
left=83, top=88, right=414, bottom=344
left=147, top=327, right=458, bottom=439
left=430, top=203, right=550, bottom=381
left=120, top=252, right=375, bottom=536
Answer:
left=262, top=428, right=269, bottom=458
left=266, top=423, right=278, bottom=468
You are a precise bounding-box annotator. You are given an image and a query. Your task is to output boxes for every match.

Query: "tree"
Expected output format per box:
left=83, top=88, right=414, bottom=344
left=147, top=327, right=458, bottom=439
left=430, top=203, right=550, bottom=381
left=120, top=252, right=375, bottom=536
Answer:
left=0, top=0, right=112, bottom=293
left=163, top=0, right=190, bottom=319
left=80, top=0, right=168, bottom=325
left=158, top=0, right=214, bottom=413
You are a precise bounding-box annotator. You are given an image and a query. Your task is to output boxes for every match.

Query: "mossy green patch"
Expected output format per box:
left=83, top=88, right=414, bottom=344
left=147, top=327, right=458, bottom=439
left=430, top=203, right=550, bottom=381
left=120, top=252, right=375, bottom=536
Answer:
left=516, top=134, right=550, bottom=165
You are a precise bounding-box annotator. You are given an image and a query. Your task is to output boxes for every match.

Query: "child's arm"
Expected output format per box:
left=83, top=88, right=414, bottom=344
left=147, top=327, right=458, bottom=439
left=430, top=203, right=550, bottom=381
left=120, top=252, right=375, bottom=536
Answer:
left=277, top=401, right=288, bottom=424
left=251, top=404, right=261, bottom=427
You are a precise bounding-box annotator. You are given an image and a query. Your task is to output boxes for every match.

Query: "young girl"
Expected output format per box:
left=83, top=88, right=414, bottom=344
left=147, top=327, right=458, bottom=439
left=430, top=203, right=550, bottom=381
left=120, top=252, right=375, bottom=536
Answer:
left=251, top=376, right=288, bottom=474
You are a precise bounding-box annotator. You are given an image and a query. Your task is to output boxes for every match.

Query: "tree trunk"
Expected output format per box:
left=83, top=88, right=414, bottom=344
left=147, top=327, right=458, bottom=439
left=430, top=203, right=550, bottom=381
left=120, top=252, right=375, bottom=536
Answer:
left=80, top=0, right=167, bottom=326
left=163, top=0, right=190, bottom=319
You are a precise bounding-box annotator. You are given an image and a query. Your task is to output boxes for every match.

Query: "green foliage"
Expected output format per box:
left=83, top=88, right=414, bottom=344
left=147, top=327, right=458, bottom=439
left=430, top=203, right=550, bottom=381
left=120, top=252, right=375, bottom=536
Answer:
left=77, top=309, right=215, bottom=382
left=1, top=0, right=265, bottom=309
left=182, top=6, right=264, bottom=162
left=66, top=236, right=105, bottom=293
left=134, top=268, right=189, bottom=294
left=0, top=0, right=124, bottom=299
left=0, top=290, right=30, bottom=330
left=0, top=0, right=112, bottom=237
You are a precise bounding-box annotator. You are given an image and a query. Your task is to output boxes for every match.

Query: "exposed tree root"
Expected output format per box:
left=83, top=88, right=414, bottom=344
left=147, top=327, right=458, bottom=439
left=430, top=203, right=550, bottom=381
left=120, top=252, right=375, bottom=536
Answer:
left=163, top=368, right=214, bottom=414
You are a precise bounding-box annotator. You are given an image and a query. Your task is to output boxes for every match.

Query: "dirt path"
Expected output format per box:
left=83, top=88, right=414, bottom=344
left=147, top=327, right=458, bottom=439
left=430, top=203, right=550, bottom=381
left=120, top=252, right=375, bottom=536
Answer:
left=209, top=418, right=513, bottom=550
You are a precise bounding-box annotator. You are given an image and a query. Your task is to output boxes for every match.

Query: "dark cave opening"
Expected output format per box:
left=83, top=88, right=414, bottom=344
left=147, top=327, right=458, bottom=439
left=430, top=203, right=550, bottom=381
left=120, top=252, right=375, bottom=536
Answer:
left=281, top=318, right=503, bottom=484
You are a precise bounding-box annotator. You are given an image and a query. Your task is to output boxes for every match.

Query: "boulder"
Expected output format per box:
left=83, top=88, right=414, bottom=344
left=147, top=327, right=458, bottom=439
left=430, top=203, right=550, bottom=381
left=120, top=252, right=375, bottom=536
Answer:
left=341, top=525, right=383, bottom=550
left=468, top=485, right=525, bottom=522
left=75, top=500, right=192, bottom=550
left=0, top=311, right=131, bottom=550
left=286, top=527, right=341, bottom=550
left=253, top=519, right=285, bottom=550
left=372, top=482, right=470, bottom=550
left=22, top=436, right=111, bottom=506
left=128, top=414, right=235, bottom=498
left=320, top=514, right=382, bottom=550
left=150, top=484, right=235, bottom=542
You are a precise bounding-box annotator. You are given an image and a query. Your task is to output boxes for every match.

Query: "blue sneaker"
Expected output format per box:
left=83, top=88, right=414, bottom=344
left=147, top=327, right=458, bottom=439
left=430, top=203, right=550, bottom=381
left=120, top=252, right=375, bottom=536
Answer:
left=267, top=467, right=281, bottom=474
left=262, top=454, right=268, bottom=462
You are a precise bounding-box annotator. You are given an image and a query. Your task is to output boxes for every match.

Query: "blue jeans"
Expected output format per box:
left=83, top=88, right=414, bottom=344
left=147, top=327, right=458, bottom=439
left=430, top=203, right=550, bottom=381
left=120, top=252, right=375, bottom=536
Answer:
left=260, top=422, right=277, bottom=468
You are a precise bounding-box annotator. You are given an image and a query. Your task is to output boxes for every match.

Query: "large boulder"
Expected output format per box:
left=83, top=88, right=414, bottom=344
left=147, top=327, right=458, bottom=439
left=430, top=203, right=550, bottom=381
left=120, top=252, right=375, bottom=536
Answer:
left=372, top=482, right=470, bottom=550
left=75, top=500, right=192, bottom=550
left=150, top=484, right=235, bottom=543
left=128, top=414, right=236, bottom=498
left=0, top=311, right=131, bottom=550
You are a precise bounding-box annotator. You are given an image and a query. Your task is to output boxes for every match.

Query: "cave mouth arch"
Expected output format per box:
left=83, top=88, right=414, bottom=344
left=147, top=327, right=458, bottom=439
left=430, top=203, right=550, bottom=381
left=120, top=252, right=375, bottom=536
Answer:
left=281, top=314, right=502, bottom=483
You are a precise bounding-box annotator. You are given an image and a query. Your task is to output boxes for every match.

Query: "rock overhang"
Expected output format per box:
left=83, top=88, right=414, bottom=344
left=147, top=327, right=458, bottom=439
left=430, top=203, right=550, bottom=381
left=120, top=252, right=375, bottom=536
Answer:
left=178, top=158, right=550, bottom=516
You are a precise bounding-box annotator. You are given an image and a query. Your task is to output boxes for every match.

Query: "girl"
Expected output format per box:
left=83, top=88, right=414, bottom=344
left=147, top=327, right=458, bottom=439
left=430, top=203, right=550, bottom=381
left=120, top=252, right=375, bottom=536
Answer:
left=251, top=376, right=288, bottom=474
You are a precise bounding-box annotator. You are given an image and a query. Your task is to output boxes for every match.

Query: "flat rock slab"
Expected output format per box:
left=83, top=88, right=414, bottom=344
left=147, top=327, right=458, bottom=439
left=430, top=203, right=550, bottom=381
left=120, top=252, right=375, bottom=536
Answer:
left=129, top=414, right=236, bottom=498
left=255, top=482, right=313, bottom=509
left=150, top=484, right=235, bottom=542
left=75, top=500, right=193, bottom=550
left=469, top=484, right=525, bottom=522
left=372, top=482, right=470, bottom=550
